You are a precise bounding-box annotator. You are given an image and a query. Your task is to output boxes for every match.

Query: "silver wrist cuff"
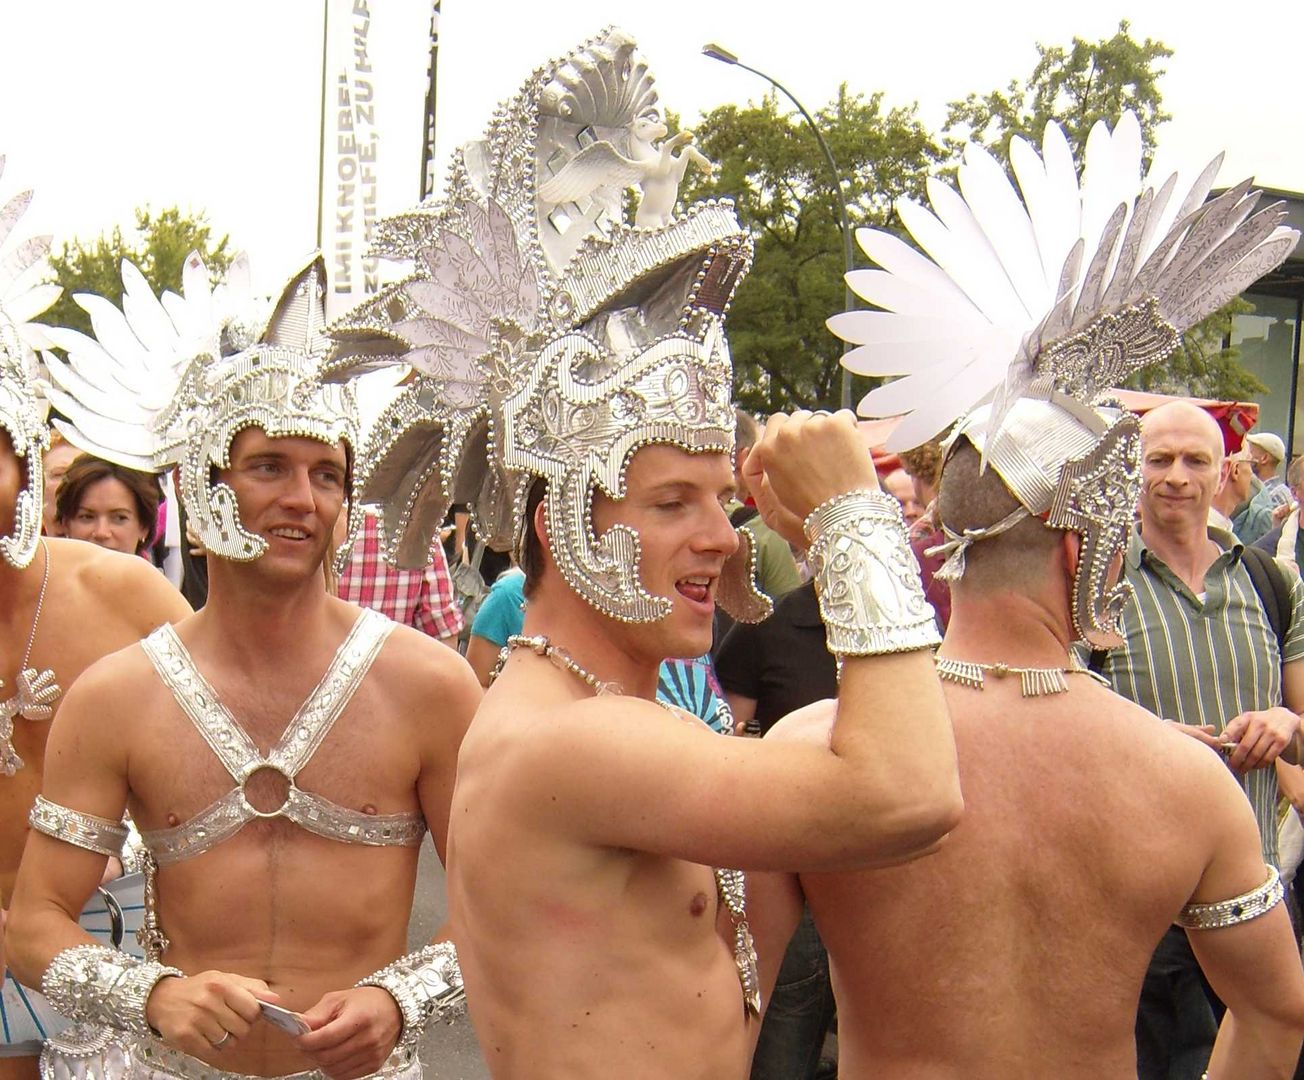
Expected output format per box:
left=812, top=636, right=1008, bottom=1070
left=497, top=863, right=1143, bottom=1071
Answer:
left=805, top=491, right=940, bottom=658
left=356, top=941, right=465, bottom=1050
left=41, top=944, right=182, bottom=1036
left=1177, top=865, right=1284, bottom=930
left=29, top=796, right=129, bottom=860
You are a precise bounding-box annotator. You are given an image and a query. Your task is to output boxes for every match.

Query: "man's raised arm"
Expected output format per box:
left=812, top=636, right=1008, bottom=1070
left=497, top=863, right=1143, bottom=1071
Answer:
left=508, top=410, right=962, bottom=874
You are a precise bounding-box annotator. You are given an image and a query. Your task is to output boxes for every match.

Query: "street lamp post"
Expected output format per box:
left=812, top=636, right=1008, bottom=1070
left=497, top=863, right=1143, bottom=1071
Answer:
left=702, top=43, right=856, bottom=411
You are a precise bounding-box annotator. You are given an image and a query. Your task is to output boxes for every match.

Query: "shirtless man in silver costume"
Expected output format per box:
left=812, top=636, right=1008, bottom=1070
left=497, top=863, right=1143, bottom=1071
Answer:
left=747, top=115, right=1304, bottom=1078
left=310, top=30, right=962, bottom=1078
left=0, top=180, right=191, bottom=1080
left=7, top=256, right=479, bottom=1080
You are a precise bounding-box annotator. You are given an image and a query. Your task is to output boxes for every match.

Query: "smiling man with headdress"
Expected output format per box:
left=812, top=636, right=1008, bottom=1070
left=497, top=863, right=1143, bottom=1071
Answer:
left=743, top=113, right=1304, bottom=1078
left=7, top=254, right=478, bottom=1080
left=321, top=27, right=962, bottom=1078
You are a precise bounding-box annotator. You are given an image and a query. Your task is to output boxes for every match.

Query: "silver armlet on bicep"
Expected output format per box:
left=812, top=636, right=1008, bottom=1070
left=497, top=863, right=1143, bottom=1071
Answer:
left=356, top=941, right=465, bottom=1052
left=1176, top=865, right=1284, bottom=930
left=29, top=796, right=129, bottom=859
left=41, top=944, right=182, bottom=1036
left=804, top=490, right=941, bottom=659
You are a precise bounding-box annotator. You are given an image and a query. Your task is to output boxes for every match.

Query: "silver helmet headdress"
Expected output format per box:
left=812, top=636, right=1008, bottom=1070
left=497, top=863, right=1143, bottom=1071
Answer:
left=42, top=253, right=361, bottom=566
left=0, top=158, right=62, bottom=570
left=324, top=27, right=769, bottom=623
left=829, top=112, right=1299, bottom=646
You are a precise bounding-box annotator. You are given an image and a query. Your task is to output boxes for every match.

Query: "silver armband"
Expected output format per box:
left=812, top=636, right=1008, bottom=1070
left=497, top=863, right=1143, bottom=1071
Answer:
left=356, top=941, right=464, bottom=1052
left=1177, top=865, right=1284, bottom=930
left=804, top=490, right=940, bottom=658
left=29, top=796, right=129, bottom=859
left=41, top=944, right=182, bottom=1036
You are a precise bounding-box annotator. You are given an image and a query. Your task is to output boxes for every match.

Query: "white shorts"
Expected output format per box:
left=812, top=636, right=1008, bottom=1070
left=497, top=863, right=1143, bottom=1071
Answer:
left=42, top=1030, right=423, bottom=1080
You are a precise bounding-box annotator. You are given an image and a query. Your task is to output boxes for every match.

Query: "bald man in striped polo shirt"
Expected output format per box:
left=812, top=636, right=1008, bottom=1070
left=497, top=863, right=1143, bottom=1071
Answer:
left=1100, top=399, right=1304, bottom=1079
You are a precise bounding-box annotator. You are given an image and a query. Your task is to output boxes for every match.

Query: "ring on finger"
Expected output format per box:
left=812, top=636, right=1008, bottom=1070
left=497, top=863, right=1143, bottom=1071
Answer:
left=211, top=1031, right=232, bottom=1050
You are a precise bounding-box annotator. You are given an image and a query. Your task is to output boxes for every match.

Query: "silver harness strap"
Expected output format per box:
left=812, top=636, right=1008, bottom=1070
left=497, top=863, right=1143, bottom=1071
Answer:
left=137, top=608, right=425, bottom=866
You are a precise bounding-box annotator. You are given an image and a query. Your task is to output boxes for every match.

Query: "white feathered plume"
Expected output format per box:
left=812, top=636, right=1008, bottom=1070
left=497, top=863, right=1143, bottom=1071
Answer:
left=41, top=252, right=254, bottom=471
left=828, top=112, right=1299, bottom=451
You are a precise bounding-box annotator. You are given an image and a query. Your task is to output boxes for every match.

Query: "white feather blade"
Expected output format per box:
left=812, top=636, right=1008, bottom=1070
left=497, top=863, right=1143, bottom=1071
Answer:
left=44, top=328, right=124, bottom=395
left=879, top=361, right=1010, bottom=450
left=1071, top=202, right=1128, bottom=330
left=919, top=179, right=1028, bottom=327
left=120, top=261, right=180, bottom=357
left=1164, top=230, right=1299, bottom=330
left=829, top=309, right=987, bottom=346
left=3, top=282, right=61, bottom=324
left=855, top=228, right=981, bottom=314
left=43, top=384, right=159, bottom=459
left=74, top=294, right=152, bottom=373
left=50, top=419, right=157, bottom=473
left=838, top=337, right=978, bottom=376
left=958, top=144, right=1046, bottom=316
left=0, top=189, right=34, bottom=255
left=43, top=353, right=156, bottom=425
left=0, top=236, right=51, bottom=292
left=1171, top=154, right=1225, bottom=225
left=846, top=267, right=983, bottom=321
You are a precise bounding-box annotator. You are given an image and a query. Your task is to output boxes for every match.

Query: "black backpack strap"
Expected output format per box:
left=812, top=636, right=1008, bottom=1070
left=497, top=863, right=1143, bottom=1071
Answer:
left=1239, top=544, right=1290, bottom=653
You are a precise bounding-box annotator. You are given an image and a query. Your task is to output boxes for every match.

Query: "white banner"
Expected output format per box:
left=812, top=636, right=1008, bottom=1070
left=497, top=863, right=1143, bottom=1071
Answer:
left=320, top=0, right=435, bottom=320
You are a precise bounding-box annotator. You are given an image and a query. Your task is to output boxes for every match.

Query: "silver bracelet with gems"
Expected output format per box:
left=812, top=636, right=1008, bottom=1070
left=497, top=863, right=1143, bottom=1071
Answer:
left=356, top=941, right=465, bottom=1053
left=41, top=944, right=182, bottom=1036
left=804, top=490, right=940, bottom=658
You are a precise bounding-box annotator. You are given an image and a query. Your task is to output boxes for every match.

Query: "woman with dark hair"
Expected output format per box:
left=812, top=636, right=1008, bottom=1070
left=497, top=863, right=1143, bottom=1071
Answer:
left=55, top=455, right=160, bottom=556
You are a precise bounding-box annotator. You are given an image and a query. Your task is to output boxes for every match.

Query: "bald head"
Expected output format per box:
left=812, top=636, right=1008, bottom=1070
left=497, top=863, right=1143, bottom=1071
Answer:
left=1141, top=401, right=1224, bottom=462
left=1138, top=401, right=1225, bottom=541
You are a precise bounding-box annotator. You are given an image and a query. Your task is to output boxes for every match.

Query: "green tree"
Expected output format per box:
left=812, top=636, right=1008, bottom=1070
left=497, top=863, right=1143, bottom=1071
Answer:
left=44, top=206, right=233, bottom=338
left=681, top=88, right=941, bottom=411
left=943, top=19, right=1173, bottom=168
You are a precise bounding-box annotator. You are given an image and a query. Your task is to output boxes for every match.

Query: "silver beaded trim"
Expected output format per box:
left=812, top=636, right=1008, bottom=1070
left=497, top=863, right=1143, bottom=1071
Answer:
left=356, top=941, right=465, bottom=1051
left=41, top=945, right=182, bottom=1036
left=805, top=491, right=940, bottom=658
left=29, top=795, right=129, bottom=859
left=0, top=164, right=58, bottom=571
left=1177, top=865, right=1284, bottom=931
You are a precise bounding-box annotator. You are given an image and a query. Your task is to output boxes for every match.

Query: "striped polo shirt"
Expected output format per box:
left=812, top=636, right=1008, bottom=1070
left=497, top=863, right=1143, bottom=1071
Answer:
left=1098, top=525, right=1304, bottom=867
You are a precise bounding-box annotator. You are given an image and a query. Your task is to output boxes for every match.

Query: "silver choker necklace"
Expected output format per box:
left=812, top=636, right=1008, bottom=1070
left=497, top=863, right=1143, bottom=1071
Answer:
left=1, top=539, right=63, bottom=774
left=935, top=654, right=1104, bottom=697
left=498, top=632, right=761, bottom=1017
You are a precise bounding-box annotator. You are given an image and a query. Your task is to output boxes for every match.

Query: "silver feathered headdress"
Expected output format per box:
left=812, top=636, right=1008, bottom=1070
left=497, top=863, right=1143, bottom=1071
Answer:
left=829, top=113, right=1299, bottom=646
left=325, top=27, right=769, bottom=624
left=43, top=253, right=361, bottom=565
left=0, top=158, right=62, bottom=570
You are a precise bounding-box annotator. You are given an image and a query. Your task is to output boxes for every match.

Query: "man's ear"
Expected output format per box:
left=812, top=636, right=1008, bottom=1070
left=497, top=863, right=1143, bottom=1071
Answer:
left=1061, top=530, right=1081, bottom=579
left=533, top=493, right=550, bottom=557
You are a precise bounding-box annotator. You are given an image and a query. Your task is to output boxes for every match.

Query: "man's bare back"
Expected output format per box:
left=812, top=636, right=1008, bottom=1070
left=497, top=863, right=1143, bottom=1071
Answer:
left=759, top=677, right=1300, bottom=1078
left=11, top=593, right=479, bottom=1077
left=0, top=538, right=190, bottom=903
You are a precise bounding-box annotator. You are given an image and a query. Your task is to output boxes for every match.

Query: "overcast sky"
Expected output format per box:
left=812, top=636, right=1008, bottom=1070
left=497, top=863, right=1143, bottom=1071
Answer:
left=1, top=0, right=1300, bottom=294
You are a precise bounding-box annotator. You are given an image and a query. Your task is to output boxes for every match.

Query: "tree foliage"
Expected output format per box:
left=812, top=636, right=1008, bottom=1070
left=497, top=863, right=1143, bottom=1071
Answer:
left=681, top=88, right=941, bottom=411
left=691, top=21, right=1265, bottom=410
left=44, top=207, right=233, bottom=339
left=942, top=20, right=1173, bottom=168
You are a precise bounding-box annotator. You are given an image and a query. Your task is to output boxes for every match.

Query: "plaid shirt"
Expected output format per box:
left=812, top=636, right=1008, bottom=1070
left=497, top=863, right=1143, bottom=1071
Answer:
left=339, top=510, right=464, bottom=641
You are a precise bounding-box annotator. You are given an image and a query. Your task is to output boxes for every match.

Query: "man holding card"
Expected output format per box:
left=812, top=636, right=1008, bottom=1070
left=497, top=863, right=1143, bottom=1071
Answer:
left=6, top=255, right=479, bottom=1080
